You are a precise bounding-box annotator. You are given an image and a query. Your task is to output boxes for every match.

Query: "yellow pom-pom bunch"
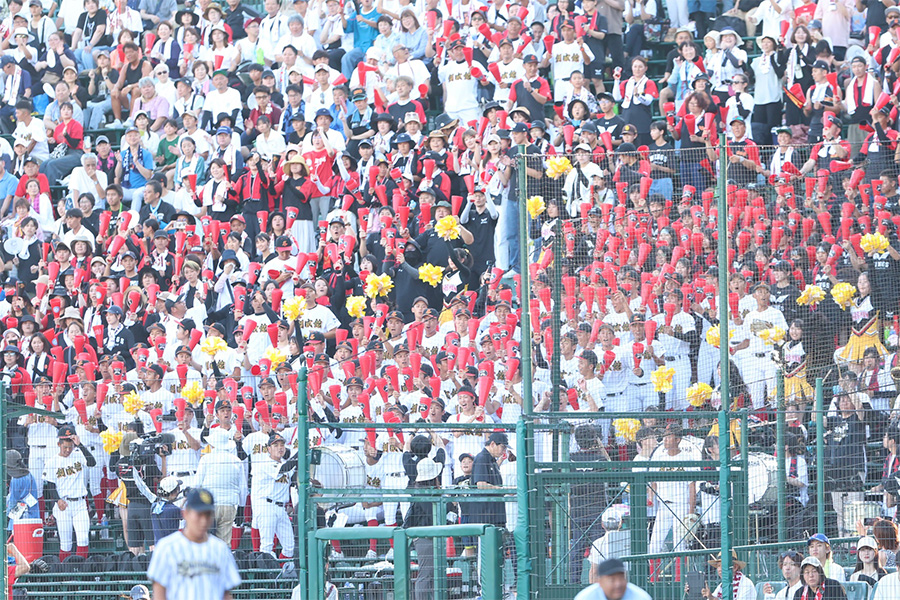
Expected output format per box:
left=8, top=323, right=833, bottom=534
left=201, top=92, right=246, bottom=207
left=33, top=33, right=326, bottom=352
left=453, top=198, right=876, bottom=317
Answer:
left=831, top=282, right=856, bottom=309
left=860, top=232, right=889, bottom=255
left=283, top=296, right=305, bottom=322
left=526, top=195, right=546, bottom=219
left=264, top=347, right=287, bottom=366
left=346, top=295, right=367, bottom=318
left=182, top=381, right=205, bottom=406
left=364, top=273, right=394, bottom=298
left=418, top=263, right=445, bottom=287
left=797, top=285, right=826, bottom=307
left=687, top=382, right=714, bottom=407
left=434, top=215, right=461, bottom=241
left=546, top=156, right=573, bottom=179
left=100, top=430, right=124, bottom=454
left=758, top=326, right=786, bottom=345
left=651, top=366, right=675, bottom=393
left=200, top=336, right=228, bottom=357
left=705, top=327, right=733, bottom=348
left=612, top=418, right=641, bottom=443
left=123, top=391, right=144, bottom=415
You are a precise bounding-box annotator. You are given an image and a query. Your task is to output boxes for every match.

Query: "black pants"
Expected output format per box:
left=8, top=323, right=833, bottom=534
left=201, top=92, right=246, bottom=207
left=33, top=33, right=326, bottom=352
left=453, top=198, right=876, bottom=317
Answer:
left=752, top=101, right=782, bottom=146
left=126, top=500, right=153, bottom=549
left=602, top=34, right=626, bottom=77
left=624, top=25, right=644, bottom=60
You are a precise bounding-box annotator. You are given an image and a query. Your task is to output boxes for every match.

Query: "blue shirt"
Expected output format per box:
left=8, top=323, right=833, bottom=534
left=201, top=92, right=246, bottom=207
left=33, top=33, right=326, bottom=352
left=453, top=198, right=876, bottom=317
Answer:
left=121, top=147, right=155, bottom=189
left=0, top=171, right=18, bottom=216
left=574, top=583, right=653, bottom=600
left=347, top=7, right=380, bottom=52
left=7, top=474, right=39, bottom=530
left=399, top=27, right=428, bottom=60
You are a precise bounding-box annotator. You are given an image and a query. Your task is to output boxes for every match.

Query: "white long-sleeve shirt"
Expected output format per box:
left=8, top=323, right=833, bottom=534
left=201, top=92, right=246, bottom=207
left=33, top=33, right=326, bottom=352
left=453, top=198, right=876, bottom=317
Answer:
left=195, top=449, right=247, bottom=506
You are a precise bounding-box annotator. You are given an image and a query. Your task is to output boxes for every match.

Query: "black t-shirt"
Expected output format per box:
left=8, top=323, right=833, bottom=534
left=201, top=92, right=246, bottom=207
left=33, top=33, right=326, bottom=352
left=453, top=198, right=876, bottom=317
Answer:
left=506, top=142, right=543, bottom=199
left=464, top=206, right=497, bottom=269
left=123, top=58, right=149, bottom=87
left=470, top=447, right=505, bottom=526
left=77, top=10, right=110, bottom=47
left=595, top=114, right=625, bottom=140
left=648, top=140, right=674, bottom=179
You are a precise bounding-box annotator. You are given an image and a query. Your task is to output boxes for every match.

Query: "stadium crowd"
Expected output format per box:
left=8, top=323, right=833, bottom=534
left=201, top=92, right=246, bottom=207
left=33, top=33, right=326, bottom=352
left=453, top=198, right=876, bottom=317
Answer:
left=9, top=0, right=900, bottom=595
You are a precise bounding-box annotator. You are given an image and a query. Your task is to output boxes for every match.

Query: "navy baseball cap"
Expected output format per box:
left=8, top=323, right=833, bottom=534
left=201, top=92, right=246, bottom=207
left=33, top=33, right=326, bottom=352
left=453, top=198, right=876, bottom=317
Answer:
left=511, top=123, right=528, bottom=133
left=184, top=487, right=215, bottom=512
left=808, top=533, right=830, bottom=546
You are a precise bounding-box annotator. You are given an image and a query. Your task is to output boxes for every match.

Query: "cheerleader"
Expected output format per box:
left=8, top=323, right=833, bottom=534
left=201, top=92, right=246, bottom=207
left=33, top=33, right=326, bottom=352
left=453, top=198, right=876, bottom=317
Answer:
left=837, top=271, right=888, bottom=365
left=777, top=320, right=815, bottom=406
left=612, top=56, right=657, bottom=145
left=273, top=155, right=319, bottom=254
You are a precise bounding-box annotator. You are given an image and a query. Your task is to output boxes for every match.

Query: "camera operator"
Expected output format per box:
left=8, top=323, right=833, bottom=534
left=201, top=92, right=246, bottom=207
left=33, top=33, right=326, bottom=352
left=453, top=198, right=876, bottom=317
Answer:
left=114, top=420, right=163, bottom=556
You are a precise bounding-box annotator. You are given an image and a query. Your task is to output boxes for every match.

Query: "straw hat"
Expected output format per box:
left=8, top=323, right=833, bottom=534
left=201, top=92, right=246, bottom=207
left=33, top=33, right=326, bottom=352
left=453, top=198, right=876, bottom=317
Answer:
left=281, top=154, right=309, bottom=177
left=708, top=551, right=746, bottom=570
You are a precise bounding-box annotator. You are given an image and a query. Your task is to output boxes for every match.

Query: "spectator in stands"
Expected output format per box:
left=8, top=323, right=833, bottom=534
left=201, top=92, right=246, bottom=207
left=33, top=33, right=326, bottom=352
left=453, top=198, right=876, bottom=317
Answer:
left=793, top=556, right=848, bottom=600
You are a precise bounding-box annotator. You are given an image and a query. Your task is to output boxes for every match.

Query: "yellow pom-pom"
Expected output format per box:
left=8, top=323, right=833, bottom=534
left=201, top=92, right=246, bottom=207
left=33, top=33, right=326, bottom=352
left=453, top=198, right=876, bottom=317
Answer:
left=526, top=195, right=546, bottom=219
left=264, top=347, right=287, bottom=366
left=123, top=391, right=144, bottom=415
left=546, top=156, right=573, bottom=179
left=364, top=273, right=394, bottom=298
left=831, top=282, right=856, bottom=309
left=182, top=381, right=205, bottom=406
left=418, top=263, right=445, bottom=287
left=797, top=285, right=826, bottom=307
left=651, top=366, right=675, bottom=393
left=612, top=418, right=641, bottom=443
left=100, top=430, right=123, bottom=454
left=346, top=295, right=367, bottom=318
left=283, top=296, right=305, bottom=322
left=434, top=215, right=461, bottom=241
left=860, top=232, right=889, bottom=255
left=706, top=327, right=720, bottom=348
left=758, top=326, right=785, bottom=345
left=687, top=382, right=714, bottom=407
left=200, top=336, right=228, bottom=357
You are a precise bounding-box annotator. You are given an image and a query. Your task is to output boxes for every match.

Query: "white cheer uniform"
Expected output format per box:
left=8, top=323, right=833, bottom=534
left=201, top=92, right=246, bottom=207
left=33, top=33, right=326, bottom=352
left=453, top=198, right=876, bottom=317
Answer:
left=44, top=448, right=92, bottom=553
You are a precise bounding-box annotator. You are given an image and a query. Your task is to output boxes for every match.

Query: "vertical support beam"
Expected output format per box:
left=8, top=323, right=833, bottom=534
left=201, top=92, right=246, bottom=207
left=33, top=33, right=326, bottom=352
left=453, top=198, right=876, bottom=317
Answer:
left=515, top=418, right=532, bottom=597
left=482, top=526, right=503, bottom=600
left=432, top=502, right=447, bottom=600
left=550, top=220, right=562, bottom=456
left=394, top=529, right=410, bottom=600
left=297, top=366, right=309, bottom=594
left=308, top=533, right=322, bottom=600
left=716, top=132, right=733, bottom=600
left=776, top=368, right=786, bottom=543
left=816, top=377, right=826, bottom=534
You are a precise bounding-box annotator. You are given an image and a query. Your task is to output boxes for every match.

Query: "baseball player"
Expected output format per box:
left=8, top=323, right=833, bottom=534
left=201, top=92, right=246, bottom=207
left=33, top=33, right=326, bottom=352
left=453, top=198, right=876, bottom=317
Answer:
left=243, top=418, right=278, bottom=553
left=652, top=289, right=698, bottom=411
left=253, top=432, right=297, bottom=559
left=23, top=375, right=60, bottom=517
left=375, top=407, right=408, bottom=560
left=734, top=282, right=788, bottom=410
left=43, top=424, right=96, bottom=560
left=64, top=381, right=106, bottom=521
left=647, top=424, right=699, bottom=575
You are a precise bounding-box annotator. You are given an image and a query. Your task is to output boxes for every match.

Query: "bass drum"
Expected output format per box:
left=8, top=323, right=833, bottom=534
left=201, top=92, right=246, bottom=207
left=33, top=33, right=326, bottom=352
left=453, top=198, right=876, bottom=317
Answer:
left=312, top=445, right=367, bottom=489
left=747, top=452, right=778, bottom=505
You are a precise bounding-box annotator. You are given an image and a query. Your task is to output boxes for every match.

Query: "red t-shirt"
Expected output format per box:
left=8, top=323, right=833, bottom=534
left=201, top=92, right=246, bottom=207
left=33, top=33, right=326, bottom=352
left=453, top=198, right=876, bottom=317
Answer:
left=304, top=148, right=334, bottom=188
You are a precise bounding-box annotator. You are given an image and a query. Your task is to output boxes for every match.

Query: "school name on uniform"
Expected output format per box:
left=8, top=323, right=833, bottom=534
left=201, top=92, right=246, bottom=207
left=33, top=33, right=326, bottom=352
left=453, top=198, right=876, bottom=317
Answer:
left=56, top=462, right=85, bottom=478
left=445, top=71, right=474, bottom=83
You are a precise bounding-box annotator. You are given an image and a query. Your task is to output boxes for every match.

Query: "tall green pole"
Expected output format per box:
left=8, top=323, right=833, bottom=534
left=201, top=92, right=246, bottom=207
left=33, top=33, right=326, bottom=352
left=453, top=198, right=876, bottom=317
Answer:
left=776, top=369, right=786, bottom=542
left=297, top=367, right=310, bottom=596
left=815, top=377, right=826, bottom=533
left=516, top=146, right=533, bottom=598
left=716, top=132, right=732, bottom=599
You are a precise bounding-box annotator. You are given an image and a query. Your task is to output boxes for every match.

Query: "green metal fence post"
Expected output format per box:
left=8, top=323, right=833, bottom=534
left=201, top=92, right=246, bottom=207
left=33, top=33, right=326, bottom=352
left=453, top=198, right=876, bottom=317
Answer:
left=776, top=368, right=786, bottom=543
left=716, top=132, right=732, bottom=600
left=297, top=366, right=309, bottom=596
left=515, top=417, right=532, bottom=598
left=816, top=377, right=825, bottom=534
left=393, top=529, right=410, bottom=600
left=308, top=532, right=322, bottom=600
left=516, top=146, right=534, bottom=598
left=482, top=526, right=503, bottom=600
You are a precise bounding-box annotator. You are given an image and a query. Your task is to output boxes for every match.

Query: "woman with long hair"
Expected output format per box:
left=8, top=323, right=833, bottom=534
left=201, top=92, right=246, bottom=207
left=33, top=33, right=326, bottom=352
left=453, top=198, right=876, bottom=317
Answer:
left=872, top=518, right=899, bottom=567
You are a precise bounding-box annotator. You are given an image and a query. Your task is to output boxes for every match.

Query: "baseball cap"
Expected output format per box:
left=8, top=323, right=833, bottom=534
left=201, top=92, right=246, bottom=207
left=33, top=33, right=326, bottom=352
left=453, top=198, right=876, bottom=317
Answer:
left=157, top=477, right=180, bottom=496
left=129, top=585, right=151, bottom=600
left=184, top=487, right=215, bottom=512
left=595, top=558, right=626, bottom=577
left=275, top=235, right=292, bottom=250
left=522, top=54, right=538, bottom=64
left=808, top=533, right=830, bottom=546
left=511, top=122, right=528, bottom=133
left=488, top=431, right=509, bottom=446
left=216, top=126, right=232, bottom=136
left=812, top=60, right=829, bottom=70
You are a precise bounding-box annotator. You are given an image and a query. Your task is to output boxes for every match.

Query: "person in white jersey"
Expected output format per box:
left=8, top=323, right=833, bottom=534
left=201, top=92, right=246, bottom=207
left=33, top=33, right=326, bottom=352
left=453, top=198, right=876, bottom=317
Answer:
left=43, top=424, right=97, bottom=561
left=147, top=487, right=242, bottom=600
left=252, top=432, right=296, bottom=559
